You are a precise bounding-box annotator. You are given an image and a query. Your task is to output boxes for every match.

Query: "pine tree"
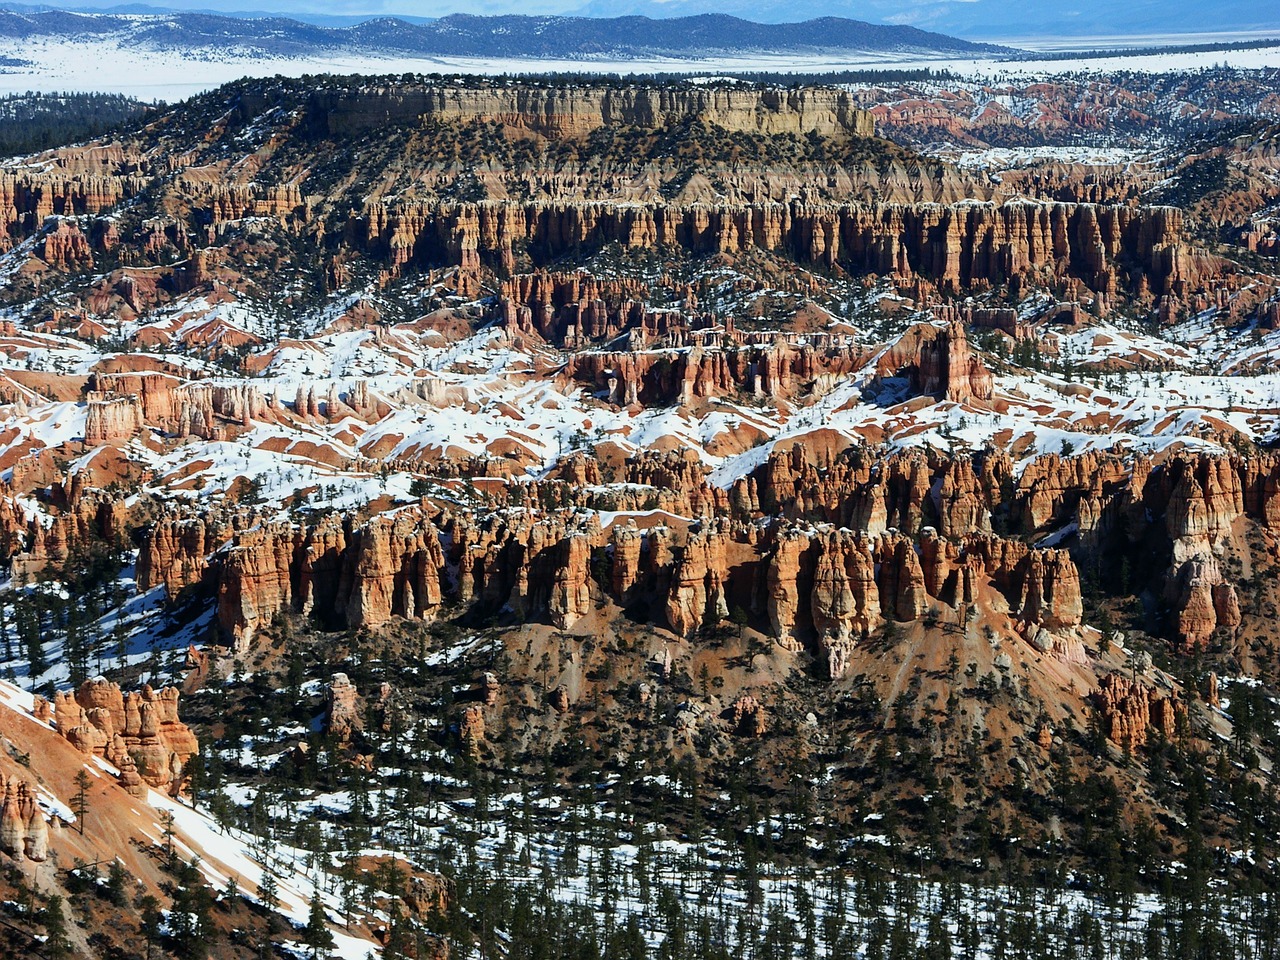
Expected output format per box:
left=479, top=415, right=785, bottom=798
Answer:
left=140, top=894, right=163, bottom=960
left=72, top=768, right=91, bottom=835
left=169, top=860, right=217, bottom=960
left=259, top=868, right=280, bottom=929
left=107, top=858, right=129, bottom=905
left=303, top=892, right=336, bottom=959
left=41, top=895, right=71, bottom=959
left=160, top=809, right=177, bottom=867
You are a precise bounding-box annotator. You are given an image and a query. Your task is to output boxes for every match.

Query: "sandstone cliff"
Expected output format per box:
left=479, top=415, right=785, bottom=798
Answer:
left=362, top=199, right=1213, bottom=301
left=52, top=679, right=199, bottom=796
left=299, top=83, right=876, bottom=140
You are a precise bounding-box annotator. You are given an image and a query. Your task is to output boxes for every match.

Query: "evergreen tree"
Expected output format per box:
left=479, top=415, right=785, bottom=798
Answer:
left=72, top=768, right=91, bottom=835
left=107, top=858, right=130, bottom=906
left=40, top=895, right=71, bottom=959
left=169, top=860, right=217, bottom=960
left=304, top=892, right=336, bottom=959
left=140, top=894, right=163, bottom=960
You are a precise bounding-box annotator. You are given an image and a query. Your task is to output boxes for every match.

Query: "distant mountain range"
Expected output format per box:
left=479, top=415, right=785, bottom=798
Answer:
left=572, top=0, right=1280, bottom=42
left=0, top=8, right=1011, bottom=58
left=3, top=0, right=1279, bottom=42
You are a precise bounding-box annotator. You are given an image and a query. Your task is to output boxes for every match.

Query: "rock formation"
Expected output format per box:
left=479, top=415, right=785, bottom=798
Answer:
left=303, top=82, right=875, bottom=140
left=876, top=319, right=995, bottom=402
left=665, top=523, right=731, bottom=637
left=53, top=679, right=198, bottom=795
left=1095, top=674, right=1183, bottom=750
left=0, top=778, right=48, bottom=862
left=84, top=394, right=145, bottom=445
left=326, top=674, right=362, bottom=745
left=459, top=706, right=486, bottom=753
left=125, top=445, right=1280, bottom=685
left=363, top=198, right=1211, bottom=301
left=731, top=695, right=768, bottom=737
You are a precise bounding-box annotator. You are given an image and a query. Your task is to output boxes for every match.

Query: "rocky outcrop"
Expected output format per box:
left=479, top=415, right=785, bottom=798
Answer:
left=563, top=336, right=866, bottom=409
left=364, top=199, right=1213, bottom=301
left=876, top=319, right=995, bottom=403
left=611, top=523, right=644, bottom=606
left=129, top=444, right=1280, bottom=676
left=1156, top=457, right=1247, bottom=648
left=343, top=513, right=447, bottom=630
left=53, top=679, right=198, bottom=794
left=809, top=531, right=881, bottom=678
left=326, top=674, right=362, bottom=745
left=549, top=533, right=595, bottom=629
left=0, top=778, right=48, bottom=862
left=41, top=218, right=94, bottom=269
left=1095, top=674, right=1184, bottom=750
left=137, top=512, right=237, bottom=598
left=1017, top=549, right=1083, bottom=630
left=459, top=705, right=486, bottom=752
left=84, top=393, right=144, bottom=445
left=665, top=523, right=731, bottom=637
left=478, top=673, right=500, bottom=707
left=760, top=521, right=1085, bottom=675
left=218, top=521, right=299, bottom=652
left=731, top=695, right=768, bottom=737
left=117, top=753, right=146, bottom=799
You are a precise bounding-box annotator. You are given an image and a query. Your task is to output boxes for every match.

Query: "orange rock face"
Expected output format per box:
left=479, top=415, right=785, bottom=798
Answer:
left=550, top=533, right=595, bottom=630
left=120, top=441, right=1280, bottom=684
left=0, top=777, right=48, bottom=862
left=665, top=523, right=731, bottom=637
left=364, top=199, right=1208, bottom=301
left=53, top=679, right=198, bottom=795
left=343, top=513, right=447, bottom=629
left=876, top=319, right=995, bottom=403
left=41, top=219, right=94, bottom=269
left=1095, top=673, right=1184, bottom=750
left=84, top=393, right=144, bottom=445
left=326, top=673, right=362, bottom=745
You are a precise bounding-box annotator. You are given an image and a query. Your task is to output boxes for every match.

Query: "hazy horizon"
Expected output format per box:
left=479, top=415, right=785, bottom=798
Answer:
left=7, top=0, right=1279, bottom=42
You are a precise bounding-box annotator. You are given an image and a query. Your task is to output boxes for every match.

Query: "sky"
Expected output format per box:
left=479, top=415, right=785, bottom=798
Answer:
left=16, top=0, right=1280, bottom=41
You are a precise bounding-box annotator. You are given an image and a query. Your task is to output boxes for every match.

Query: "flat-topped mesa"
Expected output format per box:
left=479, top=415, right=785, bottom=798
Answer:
left=302, top=82, right=876, bottom=140
left=52, top=678, right=198, bottom=796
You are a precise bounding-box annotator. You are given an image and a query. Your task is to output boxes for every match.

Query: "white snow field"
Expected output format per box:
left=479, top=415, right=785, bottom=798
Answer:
left=0, top=32, right=1276, bottom=101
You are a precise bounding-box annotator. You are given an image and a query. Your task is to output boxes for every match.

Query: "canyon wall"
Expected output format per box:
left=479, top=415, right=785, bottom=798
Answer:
left=131, top=447, right=1280, bottom=664
left=363, top=198, right=1214, bottom=299
left=297, top=83, right=876, bottom=140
